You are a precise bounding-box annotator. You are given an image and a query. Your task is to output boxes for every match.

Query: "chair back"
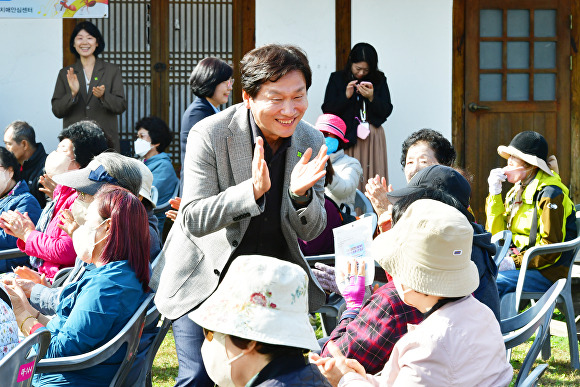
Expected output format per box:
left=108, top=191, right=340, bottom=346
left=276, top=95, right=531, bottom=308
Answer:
left=502, top=279, right=565, bottom=386
left=491, top=230, right=512, bottom=267
left=0, top=248, right=28, bottom=262
left=36, top=293, right=154, bottom=387
left=0, top=330, right=51, bottom=387
left=354, top=189, right=373, bottom=214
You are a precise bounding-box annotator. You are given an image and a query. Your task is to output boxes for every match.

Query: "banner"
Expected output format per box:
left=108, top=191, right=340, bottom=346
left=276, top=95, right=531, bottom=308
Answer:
left=0, top=0, right=109, bottom=18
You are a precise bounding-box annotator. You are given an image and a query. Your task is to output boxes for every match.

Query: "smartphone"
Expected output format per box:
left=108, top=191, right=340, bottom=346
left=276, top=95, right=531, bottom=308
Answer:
left=359, top=81, right=373, bottom=87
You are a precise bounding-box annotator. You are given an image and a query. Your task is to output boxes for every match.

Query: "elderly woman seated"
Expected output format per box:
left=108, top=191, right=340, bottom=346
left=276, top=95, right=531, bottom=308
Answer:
left=311, top=199, right=512, bottom=386
left=189, top=255, right=331, bottom=387
left=5, top=185, right=150, bottom=386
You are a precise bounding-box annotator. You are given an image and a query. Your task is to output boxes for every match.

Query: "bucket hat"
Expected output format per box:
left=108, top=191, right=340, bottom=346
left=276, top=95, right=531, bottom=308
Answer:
left=386, top=165, right=471, bottom=209
left=53, top=159, right=119, bottom=196
left=189, top=255, right=320, bottom=351
left=135, top=161, right=156, bottom=207
left=315, top=114, right=349, bottom=143
left=497, top=131, right=553, bottom=176
left=373, top=199, right=478, bottom=297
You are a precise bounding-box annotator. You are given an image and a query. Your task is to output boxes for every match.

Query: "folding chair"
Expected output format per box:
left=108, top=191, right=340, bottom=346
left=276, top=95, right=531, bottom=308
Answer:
left=0, top=248, right=27, bottom=261
left=500, top=232, right=580, bottom=370
left=502, top=279, right=565, bottom=386
left=491, top=230, right=512, bottom=267
left=36, top=293, right=154, bottom=387
left=0, top=329, right=51, bottom=387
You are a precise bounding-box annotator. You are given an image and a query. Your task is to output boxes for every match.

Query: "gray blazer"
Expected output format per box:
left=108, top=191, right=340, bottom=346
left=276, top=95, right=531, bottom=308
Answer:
left=150, top=103, right=327, bottom=319
left=51, top=58, right=127, bottom=151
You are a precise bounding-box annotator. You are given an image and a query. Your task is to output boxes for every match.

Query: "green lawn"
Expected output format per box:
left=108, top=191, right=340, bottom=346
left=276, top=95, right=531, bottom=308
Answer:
left=151, top=319, right=580, bottom=386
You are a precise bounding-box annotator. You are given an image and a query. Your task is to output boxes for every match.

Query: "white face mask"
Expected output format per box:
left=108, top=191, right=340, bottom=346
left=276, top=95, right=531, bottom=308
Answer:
left=72, top=218, right=109, bottom=264
left=134, top=138, right=152, bottom=158
left=70, top=198, right=91, bottom=225
left=201, top=332, right=245, bottom=387
left=45, top=151, right=73, bottom=178
left=0, top=169, right=12, bottom=195
left=393, top=278, right=413, bottom=306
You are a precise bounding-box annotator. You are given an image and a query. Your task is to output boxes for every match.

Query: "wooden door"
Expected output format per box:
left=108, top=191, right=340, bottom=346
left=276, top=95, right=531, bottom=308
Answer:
left=464, top=0, right=571, bottom=222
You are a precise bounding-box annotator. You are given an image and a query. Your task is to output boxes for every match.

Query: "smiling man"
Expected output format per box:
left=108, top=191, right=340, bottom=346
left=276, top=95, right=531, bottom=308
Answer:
left=150, top=44, right=328, bottom=387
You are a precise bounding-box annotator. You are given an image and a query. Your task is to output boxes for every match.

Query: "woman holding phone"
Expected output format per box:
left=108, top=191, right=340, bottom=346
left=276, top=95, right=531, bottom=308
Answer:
left=51, top=21, right=127, bottom=151
left=322, top=43, right=393, bottom=190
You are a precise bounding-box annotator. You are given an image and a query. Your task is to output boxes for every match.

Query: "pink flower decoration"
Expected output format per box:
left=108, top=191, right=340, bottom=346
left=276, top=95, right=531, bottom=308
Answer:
left=250, top=292, right=267, bottom=306
left=269, top=303, right=277, bottom=309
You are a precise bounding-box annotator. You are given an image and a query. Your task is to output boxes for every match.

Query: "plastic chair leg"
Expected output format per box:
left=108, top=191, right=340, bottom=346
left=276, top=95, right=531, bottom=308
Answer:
left=561, top=295, right=580, bottom=369
left=541, top=325, right=551, bottom=361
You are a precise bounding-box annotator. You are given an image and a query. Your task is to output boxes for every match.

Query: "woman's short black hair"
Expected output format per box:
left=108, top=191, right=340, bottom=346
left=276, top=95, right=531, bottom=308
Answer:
left=0, top=147, right=21, bottom=182
left=134, top=116, right=173, bottom=153
left=69, top=21, right=105, bottom=58
left=400, top=129, right=456, bottom=169
left=241, top=44, right=312, bottom=99
left=189, top=57, right=233, bottom=99
left=344, top=42, right=379, bottom=80
left=392, top=188, right=474, bottom=225
left=58, top=121, right=109, bottom=168
left=229, top=335, right=306, bottom=360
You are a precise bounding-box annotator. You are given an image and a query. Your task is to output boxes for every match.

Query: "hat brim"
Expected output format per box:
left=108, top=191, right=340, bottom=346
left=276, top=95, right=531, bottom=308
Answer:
left=319, top=128, right=349, bottom=143
left=386, top=186, right=422, bottom=205
left=53, top=167, right=104, bottom=196
left=497, top=145, right=553, bottom=176
left=372, top=228, right=479, bottom=298
left=189, top=299, right=320, bottom=351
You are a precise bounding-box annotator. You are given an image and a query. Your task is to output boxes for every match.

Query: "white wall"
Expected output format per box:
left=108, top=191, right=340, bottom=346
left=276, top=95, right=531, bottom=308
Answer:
left=352, top=0, right=453, bottom=189
left=255, top=0, right=335, bottom=126
left=0, top=19, right=63, bottom=153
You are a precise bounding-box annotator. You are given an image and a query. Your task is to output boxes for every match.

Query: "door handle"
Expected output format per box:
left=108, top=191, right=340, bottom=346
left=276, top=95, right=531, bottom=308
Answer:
left=468, top=102, right=491, bottom=112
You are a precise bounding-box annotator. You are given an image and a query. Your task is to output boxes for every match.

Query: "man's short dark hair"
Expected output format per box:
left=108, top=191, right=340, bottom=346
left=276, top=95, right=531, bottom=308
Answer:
left=69, top=21, right=105, bottom=58
left=400, top=129, right=456, bottom=168
left=0, top=147, right=22, bottom=182
left=134, top=116, right=173, bottom=153
left=5, top=121, right=36, bottom=146
left=58, top=120, right=109, bottom=168
left=189, top=57, right=233, bottom=99
left=240, top=44, right=312, bottom=98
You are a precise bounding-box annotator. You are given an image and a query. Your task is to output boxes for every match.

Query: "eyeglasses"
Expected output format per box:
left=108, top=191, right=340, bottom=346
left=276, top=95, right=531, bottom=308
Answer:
left=227, top=78, right=235, bottom=87
left=202, top=328, right=214, bottom=342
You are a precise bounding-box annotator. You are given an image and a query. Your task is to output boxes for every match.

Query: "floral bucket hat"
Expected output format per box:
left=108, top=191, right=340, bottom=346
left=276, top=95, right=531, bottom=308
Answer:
left=189, top=255, right=320, bottom=351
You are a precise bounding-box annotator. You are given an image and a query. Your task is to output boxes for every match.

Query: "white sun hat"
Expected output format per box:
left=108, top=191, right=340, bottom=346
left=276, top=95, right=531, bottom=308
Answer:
left=189, top=255, right=320, bottom=351
left=373, top=199, right=479, bottom=298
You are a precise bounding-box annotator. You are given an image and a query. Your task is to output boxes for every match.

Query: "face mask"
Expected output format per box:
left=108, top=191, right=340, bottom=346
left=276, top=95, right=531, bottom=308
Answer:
left=0, top=169, right=12, bottom=195
left=503, top=165, right=533, bottom=184
left=134, top=138, right=152, bottom=158
left=70, top=198, right=91, bottom=225
left=325, top=137, right=339, bottom=155
left=393, top=278, right=413, bottom=306
left=72, top=219, right=109, bottom=263
left=45, top=151, right=72, bottom=177
left=201, top=332, right=245, bottom=387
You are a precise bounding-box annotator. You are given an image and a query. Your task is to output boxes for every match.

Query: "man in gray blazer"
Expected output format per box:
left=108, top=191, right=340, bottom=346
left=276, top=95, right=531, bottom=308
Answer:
left=150, top=44, right=328, bottom=386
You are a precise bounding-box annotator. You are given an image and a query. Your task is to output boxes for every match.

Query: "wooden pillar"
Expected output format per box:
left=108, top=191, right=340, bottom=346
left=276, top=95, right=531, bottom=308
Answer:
left=451, top=0, right=466, bottom=168
left=335, top=0, right=351, bottom=70
left=150, top=0, right=169, bottom=123
left=571, top=0, right=580, bottom=202
left=232, top=0, right=255, bottom=104
left=62, top=19, right=81, bottom=67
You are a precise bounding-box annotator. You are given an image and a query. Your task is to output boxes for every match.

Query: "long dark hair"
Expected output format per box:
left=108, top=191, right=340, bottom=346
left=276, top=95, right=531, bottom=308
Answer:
left=344, top=42, right=382, bottom=83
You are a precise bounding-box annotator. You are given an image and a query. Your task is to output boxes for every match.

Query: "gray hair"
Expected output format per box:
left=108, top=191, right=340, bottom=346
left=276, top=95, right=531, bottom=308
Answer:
left=5, top=120, right=37, bottom=146
left=93, top=152, right=142, bottom=197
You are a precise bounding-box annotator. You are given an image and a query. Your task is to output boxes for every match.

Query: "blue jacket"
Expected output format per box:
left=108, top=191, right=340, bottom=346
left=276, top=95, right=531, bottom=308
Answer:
left=180, top=96, right=216, bottom=166
left=34, top=260, right=148, bottom=387
left=144, top=153, right=179, bottom=228
left=0, top=180, right=42, bottom=250
left=471, top=222, right=501, bottom=322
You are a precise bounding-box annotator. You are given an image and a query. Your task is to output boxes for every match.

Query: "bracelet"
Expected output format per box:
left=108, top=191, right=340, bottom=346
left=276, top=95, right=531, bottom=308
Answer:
left=29, top=323, right=44, bottom=335
left=19, top=315, right=35, bottom=333
left=34, top=310, right=40, bottom=319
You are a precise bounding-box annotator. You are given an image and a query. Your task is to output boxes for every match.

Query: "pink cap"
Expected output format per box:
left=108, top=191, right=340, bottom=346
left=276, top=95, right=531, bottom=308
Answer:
left=315, top=114, right=349, bottom=143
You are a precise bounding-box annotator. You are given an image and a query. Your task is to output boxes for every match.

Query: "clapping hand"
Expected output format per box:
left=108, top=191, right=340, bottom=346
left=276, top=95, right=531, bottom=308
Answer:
left=252, top=137, right=271, bottom=200
left=57, top=209, right=79, bottom=237
left=0, top=210, right=35, bottom=241
left=365, top=174, right=392, bottom=217
left=92, top=85, right=105, bottom=99
left=289, top=145, right=329, bottom=196
left=166, top=197, right=182, bottom=222
left=66, top=67, right=79, bottom=98
left=309, top=341, right=366, bottom=387
left=39, top=174, right=57, bottom=199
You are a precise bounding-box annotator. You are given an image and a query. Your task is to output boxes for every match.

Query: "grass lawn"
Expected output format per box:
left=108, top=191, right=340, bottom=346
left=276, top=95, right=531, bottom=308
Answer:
left=151, top=318, right=580, bottom=386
